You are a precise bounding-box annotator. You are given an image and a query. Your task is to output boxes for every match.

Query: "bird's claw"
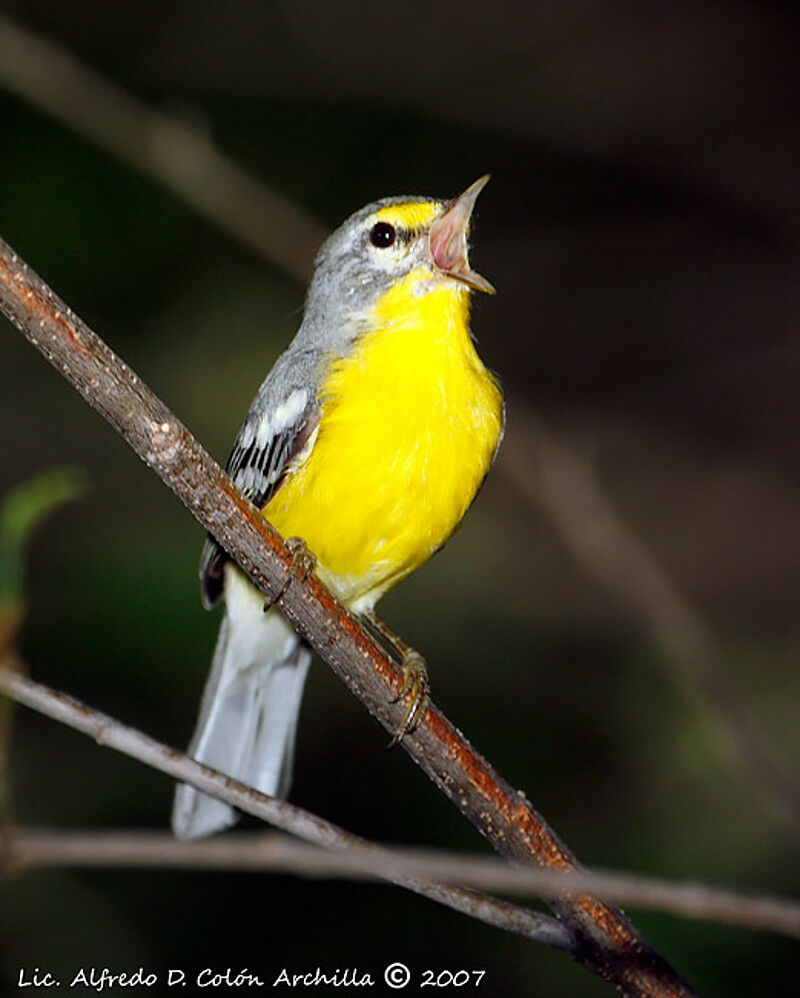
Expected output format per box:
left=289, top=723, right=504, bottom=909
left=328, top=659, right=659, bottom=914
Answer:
left=386, top=650, right=430, bottom=749
left=359, top=610, right=431, bottom=747
left=263, top=536, right=316, bottom=612
left=285, top=536, right=317, bottom=580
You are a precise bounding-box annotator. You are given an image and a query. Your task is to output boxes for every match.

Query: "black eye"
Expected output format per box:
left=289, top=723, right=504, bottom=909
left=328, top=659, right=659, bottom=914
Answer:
left=369, top=221, right=396, bottom=248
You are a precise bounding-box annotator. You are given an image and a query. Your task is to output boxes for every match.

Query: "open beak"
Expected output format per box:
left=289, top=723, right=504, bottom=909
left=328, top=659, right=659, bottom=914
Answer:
left=428, top=175, right=495, bottom=294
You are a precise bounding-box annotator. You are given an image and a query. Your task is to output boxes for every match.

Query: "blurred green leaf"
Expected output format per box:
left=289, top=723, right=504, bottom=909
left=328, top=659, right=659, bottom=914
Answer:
left=0, top=468, right=87, bottom=635
left=0, top=468, right=86, bottom=819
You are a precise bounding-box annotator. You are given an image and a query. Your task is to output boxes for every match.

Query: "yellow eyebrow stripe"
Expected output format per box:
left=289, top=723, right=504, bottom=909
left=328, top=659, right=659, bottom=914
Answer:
left=373, top=201, right=441, bottom=230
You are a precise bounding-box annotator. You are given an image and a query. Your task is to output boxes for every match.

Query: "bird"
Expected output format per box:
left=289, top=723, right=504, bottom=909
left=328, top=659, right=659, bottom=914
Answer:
left=172, top=176, right=505, bottom=839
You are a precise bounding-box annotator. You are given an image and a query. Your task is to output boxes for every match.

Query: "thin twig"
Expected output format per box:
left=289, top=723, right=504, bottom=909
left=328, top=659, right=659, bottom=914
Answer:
left=0, top=239, right=697, bottom=996
left=8, top=826, right=800, bottom=942
left=503, top=409, right=800, bottom=832
left=0, top=13, right=326, bottom=284
left=0, top=660, right=570, bottom=952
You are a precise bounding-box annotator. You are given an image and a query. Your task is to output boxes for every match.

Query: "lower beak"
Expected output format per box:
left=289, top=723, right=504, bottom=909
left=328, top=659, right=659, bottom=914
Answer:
left=428, top=175, right=495, bottom=294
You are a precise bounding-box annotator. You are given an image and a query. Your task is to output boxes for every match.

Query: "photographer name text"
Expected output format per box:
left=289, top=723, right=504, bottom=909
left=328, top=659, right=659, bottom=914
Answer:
left=18, top=965, right=486, bottom=991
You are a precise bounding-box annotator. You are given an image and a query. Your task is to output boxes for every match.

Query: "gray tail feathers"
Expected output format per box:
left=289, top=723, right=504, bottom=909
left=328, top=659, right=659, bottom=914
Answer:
left=172, top=573, right=311, bottom=840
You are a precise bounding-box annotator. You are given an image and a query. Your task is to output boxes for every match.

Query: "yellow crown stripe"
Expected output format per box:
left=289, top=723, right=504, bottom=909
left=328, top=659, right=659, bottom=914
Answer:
left=373, top=201, right=441, bottom=231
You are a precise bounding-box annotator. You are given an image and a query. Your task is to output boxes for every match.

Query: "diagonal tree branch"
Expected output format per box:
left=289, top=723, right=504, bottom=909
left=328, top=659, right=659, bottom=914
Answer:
left=0, top=236, right=696, bottom=996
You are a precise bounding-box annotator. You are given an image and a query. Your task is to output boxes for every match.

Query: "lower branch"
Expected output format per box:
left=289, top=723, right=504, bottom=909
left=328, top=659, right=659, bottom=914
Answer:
left=8, top=826, right=800, bottom=942
left=0, top=658, right=570, bottom=952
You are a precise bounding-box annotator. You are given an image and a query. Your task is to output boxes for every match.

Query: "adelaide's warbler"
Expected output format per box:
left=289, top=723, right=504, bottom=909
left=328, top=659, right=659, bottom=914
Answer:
left=173, top=176, right=504, bottom=839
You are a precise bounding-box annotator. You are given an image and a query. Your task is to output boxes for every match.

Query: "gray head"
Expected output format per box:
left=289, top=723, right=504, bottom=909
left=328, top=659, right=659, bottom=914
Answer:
left=297, top=176, right=494, bottom=349
left=225, top=176, right=496, bottom=528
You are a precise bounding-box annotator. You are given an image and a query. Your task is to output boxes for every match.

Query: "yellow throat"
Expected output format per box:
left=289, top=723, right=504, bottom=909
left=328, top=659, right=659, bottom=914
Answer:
left=263, top=265, right=504, bottom=611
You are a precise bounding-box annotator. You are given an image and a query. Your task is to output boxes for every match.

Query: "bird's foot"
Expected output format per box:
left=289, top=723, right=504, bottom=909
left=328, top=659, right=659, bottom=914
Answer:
left=387, top=649, right=430, bottom=748
left=361, top=610, right=431, bottom=746
left=263, top=536, right=316, bottom=612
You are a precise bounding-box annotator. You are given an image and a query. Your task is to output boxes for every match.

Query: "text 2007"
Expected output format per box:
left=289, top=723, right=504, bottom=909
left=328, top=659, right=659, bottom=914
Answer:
left=421, top=970, right=486, bottom=987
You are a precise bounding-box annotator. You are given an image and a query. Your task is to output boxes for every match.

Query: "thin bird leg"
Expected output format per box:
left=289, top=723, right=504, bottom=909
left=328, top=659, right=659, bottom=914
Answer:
left=263, top=537, right=317, bottom=613
left=361, top=610, right=430, bottom=747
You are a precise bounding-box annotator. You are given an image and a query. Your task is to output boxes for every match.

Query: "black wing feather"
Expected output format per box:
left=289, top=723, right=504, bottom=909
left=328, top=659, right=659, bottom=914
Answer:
left=200, top=406, right=319, bottom=609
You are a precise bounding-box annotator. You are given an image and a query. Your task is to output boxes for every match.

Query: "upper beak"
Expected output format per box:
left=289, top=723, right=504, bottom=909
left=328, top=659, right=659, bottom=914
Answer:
left=428, top=175, right=495, bottom=294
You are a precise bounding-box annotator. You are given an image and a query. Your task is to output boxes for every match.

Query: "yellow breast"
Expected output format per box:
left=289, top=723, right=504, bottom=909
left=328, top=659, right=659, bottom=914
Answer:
left=263, top=267, right=504, bottom=610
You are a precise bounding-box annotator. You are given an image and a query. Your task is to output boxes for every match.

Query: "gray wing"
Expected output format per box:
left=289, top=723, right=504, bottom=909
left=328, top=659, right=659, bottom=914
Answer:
left=200, top=363, right=321, bottom=609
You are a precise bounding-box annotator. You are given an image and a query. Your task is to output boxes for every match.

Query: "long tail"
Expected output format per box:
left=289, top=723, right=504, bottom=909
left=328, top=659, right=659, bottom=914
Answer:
left=172, top=569, right=311, bottom=840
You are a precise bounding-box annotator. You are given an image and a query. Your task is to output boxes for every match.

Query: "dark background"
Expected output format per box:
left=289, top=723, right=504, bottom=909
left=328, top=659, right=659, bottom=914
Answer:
left=1, top=1, right=799, bottom=994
